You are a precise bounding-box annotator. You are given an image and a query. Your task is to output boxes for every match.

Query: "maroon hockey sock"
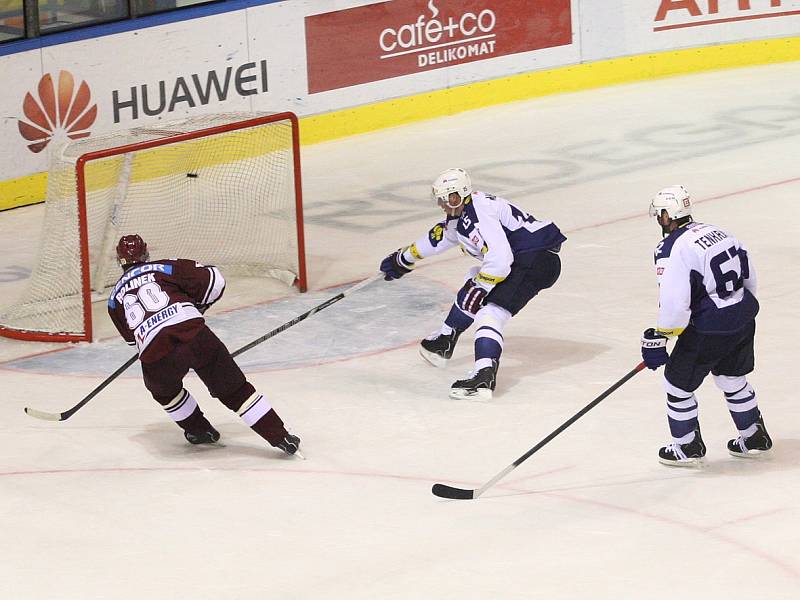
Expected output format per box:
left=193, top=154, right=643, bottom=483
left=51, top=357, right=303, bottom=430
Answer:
left=251, top=408, right=289, bottom=447
left=179, top=406, right=215, bottom=434
left=160, top=389, right=213, bottom=433
left=236, top=392, right=288, bottom=446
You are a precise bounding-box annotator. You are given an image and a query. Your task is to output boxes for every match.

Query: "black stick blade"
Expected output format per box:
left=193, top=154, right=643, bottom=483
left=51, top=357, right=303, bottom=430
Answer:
left=432, top=484, right=475, bottom=500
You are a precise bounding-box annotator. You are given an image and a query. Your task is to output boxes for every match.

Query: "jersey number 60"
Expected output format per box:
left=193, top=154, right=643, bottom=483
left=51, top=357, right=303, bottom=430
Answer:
left=122, top=282, right=170, bottom=328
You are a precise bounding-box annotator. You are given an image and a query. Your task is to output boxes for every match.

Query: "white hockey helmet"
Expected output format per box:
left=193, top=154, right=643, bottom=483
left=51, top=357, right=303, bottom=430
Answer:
left=431, top=168, right=472, bottom=207
left=649, top=185, right=692, bottom=220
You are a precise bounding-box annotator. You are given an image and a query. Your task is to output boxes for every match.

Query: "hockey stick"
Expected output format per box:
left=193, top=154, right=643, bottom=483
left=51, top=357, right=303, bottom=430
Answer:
left=24, top=353, right=140, bottom=421
left=24, top=274, right=383, bottom=421
left=231, top=273, right=383, bottom=358
left=432, top=361, right=646, bottom=500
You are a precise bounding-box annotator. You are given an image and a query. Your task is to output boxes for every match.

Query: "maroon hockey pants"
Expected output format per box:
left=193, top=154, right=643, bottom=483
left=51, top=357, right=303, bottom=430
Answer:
left=141, top=326, right=255, bottom=412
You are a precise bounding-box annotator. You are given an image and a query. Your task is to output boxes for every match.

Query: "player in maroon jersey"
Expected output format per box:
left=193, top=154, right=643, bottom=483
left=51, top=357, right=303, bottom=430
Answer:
left=108, top=234, right=300, bottom=455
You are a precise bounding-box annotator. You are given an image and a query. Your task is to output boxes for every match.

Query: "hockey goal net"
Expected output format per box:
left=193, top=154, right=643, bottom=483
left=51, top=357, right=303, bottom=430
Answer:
left=0, top=111, right=306, bottom=342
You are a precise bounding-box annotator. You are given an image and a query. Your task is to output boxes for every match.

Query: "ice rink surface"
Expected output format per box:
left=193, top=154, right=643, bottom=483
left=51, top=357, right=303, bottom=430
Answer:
left=2, top=62, right=799, bottom=599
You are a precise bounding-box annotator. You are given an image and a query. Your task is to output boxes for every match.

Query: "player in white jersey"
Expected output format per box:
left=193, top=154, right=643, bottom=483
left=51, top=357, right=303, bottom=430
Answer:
left=640, top=185, right=772, bottom=466
left=379, top=168, right=566, bottom=400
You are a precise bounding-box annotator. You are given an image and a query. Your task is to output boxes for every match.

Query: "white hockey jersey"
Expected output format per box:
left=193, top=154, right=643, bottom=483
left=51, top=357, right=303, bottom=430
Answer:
left=403, top=191, right=565, bottom=290
left=653, top=222, right=758, bottom=336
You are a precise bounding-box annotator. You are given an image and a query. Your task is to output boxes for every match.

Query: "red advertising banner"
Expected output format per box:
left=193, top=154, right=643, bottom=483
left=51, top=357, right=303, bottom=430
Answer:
left=305, top=0, right=573, bottom=94
left=653, top=0, right=800, bottom=32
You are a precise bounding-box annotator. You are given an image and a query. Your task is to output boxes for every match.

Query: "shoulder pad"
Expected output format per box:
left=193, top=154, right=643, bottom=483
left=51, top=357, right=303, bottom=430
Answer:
left=654, top=226, right=691, bottom=261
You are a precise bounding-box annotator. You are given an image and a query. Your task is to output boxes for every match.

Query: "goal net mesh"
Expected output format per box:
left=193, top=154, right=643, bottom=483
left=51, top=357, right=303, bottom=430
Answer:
left=0, top=112, right=303, bottom=340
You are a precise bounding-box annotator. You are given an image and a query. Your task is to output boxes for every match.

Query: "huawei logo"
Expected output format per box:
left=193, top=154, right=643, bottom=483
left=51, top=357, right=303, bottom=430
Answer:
left=18, top=71, right=98, bottom=153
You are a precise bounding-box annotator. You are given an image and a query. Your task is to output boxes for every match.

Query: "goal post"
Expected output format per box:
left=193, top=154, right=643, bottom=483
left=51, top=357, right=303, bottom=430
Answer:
left=0, top=111, right=307, bottom=343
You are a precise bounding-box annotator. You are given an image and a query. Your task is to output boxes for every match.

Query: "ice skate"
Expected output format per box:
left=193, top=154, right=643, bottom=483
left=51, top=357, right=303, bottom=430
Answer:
left=184, top=424, right=221, bottom=445
left=449, top=359, right=498, bottom=401
left=419, top=329, right=462, bottom=368
left=728, top=417, right=772, bottom=458
left=658, top=428, right=706, bottom=467
left=276, top=433, right=302, bottom=457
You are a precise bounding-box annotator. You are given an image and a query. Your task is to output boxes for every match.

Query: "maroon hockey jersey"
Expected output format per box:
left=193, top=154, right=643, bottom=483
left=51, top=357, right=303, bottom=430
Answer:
left=108, top=259, right=225, bottom=362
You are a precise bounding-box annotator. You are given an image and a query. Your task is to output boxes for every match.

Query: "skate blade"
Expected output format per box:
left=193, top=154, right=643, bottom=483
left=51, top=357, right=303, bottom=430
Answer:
left=658, top=456, right=705, bottom=468
left=420, top=348, right=449, bottom=368
left=728, top=448, right=772, bottom=459
left=186, top=441, right=226, bottom=449
left=448, top=388, right=492, bottom=401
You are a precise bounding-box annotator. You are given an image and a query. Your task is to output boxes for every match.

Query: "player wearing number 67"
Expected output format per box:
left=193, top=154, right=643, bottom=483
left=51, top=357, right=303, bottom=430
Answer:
left=643, top=185, right=772, bottom=466
left=379, top=168, right=566, bottom=400
left=107, top=234, right=300, bottom=456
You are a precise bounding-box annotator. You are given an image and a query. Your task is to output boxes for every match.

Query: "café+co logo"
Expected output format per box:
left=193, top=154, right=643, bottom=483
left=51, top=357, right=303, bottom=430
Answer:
left=18, top=71, right=98, bottom=153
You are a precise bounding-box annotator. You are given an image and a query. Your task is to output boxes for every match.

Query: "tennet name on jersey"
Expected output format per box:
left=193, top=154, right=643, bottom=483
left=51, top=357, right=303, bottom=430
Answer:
left=692, top=228, right=728, bottom=249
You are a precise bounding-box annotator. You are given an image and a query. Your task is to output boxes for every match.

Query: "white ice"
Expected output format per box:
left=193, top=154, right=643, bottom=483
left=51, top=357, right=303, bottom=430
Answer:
left=2, top=63, right=799, bottom=599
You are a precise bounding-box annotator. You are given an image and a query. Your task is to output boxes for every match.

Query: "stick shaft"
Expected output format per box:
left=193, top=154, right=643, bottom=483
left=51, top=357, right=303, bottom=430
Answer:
left=433, top=361, right=646, bottom=500
left=232, top=274, right=382, bottom=358
left=25, top=274, right=382, bottom=421
left=510, top=361, right=646, bottom=468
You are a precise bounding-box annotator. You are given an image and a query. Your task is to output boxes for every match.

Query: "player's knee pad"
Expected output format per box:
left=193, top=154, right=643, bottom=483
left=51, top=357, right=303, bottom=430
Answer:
left=715, top=375, right=755, bottom=412
left=474, top=304, right=511, bottom=359
left=475, top=303, right=511, bottom=331
left=713, top=374, right=748, bottom=395
left=219, top=381, right=256, bottom=412
left=662, top=376, right=694, bottom=400
left=162, top=388, right=199, bottom=422
left=662, top=378, right=698, bottom=424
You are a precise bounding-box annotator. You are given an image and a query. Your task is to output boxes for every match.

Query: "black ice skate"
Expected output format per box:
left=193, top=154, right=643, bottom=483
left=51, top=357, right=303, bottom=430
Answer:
left=184, top=424, right=221, bottom=445
left=658, top=428, right=706, bottom=467
left=449, top=359, right=498, bottom=401
left=728, top=417, right=773, bottom=458
left=419, top=329, right=462, bottom=368
left=276, top=433, right=302, bottom=456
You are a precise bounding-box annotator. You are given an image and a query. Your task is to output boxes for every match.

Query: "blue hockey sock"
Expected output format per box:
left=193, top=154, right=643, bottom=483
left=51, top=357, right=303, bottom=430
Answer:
left=444, top=304, right=474, bottom=333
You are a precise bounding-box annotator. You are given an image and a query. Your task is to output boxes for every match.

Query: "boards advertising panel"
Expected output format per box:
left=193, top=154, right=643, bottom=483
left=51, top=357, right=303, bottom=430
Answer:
left=305, top=0, right=573, bottom=93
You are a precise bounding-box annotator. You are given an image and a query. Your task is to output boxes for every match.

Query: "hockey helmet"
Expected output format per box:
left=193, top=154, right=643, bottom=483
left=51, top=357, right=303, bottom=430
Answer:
left=432, top=168, right=472, bottom=208
left=649, top=185, right=692, bottom=220
left=116, top=234, right=150, bottom=267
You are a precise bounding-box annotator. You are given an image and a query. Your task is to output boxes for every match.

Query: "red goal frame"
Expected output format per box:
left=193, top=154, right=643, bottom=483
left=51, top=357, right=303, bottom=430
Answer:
left=0, top=112, right=307, bottom=343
